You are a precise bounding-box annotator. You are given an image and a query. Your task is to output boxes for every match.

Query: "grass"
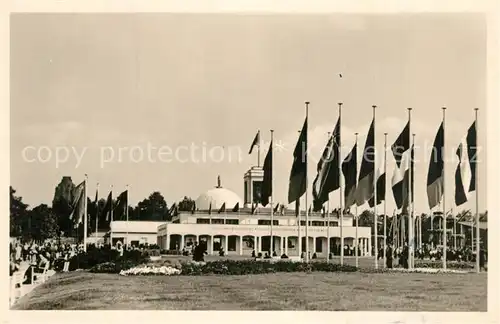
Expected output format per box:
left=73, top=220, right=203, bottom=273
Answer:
left=13, top=267, right=487, bottom=311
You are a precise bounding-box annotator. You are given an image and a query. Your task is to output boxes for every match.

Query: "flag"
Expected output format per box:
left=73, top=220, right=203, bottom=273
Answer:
left=391, top=162, right=405, bottom=210
left=273, top=203, right=280, bottom=214
left=208, top=202, right=212, bottom=215
left=392, top=146, right=414, bottom=212
left=368, top=170, right=386, bottom=208
left=313, top=118, right=340, bottom=211
left=391, top=121, right=410, bottom=168
left=280, top=204, right=285, bottom=216
left=251, top=202, right=257, bottom=215
left=218, top=202, right=226, bottom=214
left=191, top=202, right=196, bottom=214
left=427, top=122, right=444, bottom=209
left=455, top=121, right=477, bottom=206
left=295, top=199, right=300, bottom=217
left=102, top=191, right=113, bottom=221
left=232, top=202, right=240, bottom=212
left=94, top=188, right=99, bottom=216
left=261, top=141, right=273, bottom=207
left=342, top=141, right=357, bottom=207
left=114, top=190, right=128, bottom=220
left=288, top=118, right=307, bottom=204
left=356, top=119, right=375, bottom=206
left=248, top=131, right=260, bottom=154
left=168, top=203, right=178, bottom=217
left=69, top=181, right=85, bottom=226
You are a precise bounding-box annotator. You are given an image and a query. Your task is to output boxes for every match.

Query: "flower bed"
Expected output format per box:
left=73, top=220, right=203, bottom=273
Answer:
left=412, top=260, right=475, bottom=270
left=120, top=265, right=181, bottom=276
left=391, top=268, right=470, bottom=274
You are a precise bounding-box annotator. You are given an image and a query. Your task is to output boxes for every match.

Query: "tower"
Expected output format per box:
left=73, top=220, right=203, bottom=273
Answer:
left=243, top=166, right=263, bottom=208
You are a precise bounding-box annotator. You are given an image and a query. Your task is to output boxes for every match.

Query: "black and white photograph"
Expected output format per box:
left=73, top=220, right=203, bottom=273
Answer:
left=6, top=4, right=496, bottom=317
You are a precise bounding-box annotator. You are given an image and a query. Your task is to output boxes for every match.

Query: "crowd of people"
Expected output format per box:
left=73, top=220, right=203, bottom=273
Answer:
left=379, top=243, right=487, bottom=269
left=10, top=239, right=487, bottom=279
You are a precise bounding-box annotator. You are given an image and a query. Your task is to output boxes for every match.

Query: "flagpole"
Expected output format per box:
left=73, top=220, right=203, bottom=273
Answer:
left=373, top=105, right=378, bottom=269
left=474, top=108, right=480, bottom=273
left=453, top=207, right=457, bottom=250
left=407, top=107, right=413, bottom=270
left=110, top=185, right=114, bottom=246
left=355, top=132, right=359, bottom=267
left=298, top=130, right=302, bottom=259
left=95, top=183, right=99, bottom=239
left=83, top=174, right=88, bottom=252
left=412, top=132, right=416, bottom=267
left=126, top=184, right=129, bottom=248
left=442, top=107, right=447, bottom=270
left=326, top=131, right=331, bottom=263
left=383, top=132, right=387, bottom=268
left=305, top=101, right=310, bottom=263
left=258, top=130, right=261, bottom=168
left=338, top=102, right=344, bottom=266
left=270, top=129, right=274, bottom=255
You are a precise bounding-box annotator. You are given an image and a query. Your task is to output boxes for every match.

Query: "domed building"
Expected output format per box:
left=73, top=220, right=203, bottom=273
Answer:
left=195, top=176, right=243, bottom=210
left=110, top=167, right=372, bottom=259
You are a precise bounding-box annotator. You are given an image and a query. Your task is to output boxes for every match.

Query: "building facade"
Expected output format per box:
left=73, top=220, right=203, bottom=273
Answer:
left=108, top=166, right=372, bottom=256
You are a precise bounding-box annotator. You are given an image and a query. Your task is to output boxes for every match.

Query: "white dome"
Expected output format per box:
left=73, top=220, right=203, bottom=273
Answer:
left=195, top=187, right=243, bottom=210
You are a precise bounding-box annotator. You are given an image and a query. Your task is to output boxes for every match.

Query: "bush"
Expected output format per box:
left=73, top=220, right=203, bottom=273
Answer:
left=89, top=260, right=137, bottom=274
left=179, top=260, right=358, bottom=276
left=67, top=247, right=149, bottom=272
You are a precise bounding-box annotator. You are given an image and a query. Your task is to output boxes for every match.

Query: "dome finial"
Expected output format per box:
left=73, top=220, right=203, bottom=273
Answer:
left=216, top=175, right=222, bottom=188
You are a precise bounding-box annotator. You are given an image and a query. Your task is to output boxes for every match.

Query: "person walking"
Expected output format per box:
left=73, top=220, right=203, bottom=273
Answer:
left=386, top=243, right=394, bottom=268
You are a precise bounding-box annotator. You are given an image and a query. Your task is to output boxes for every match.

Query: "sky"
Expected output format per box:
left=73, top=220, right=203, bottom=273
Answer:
left=10, top=13, right=487, bottom=214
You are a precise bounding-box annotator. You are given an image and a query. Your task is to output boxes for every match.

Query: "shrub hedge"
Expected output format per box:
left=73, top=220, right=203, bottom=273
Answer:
left=64, top=247, right=148, bottom=272
left=179, top=260, right=358, bottom=276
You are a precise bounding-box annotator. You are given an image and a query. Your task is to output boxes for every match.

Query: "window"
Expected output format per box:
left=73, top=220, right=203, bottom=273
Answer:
left=253, top=181, right=263, bottom=203
left=329, top=221, right=339, bottom=227
left=225, top=219, right=239, bottom=225
left=211, top=219, right=224, bottom=224
left=197, top=218, right=210, bottom=224
left=315, top=238, right=323, bottom=253
left=258, top=220, right=278, bottom=225
left=312, top=221, right=324, bottom=227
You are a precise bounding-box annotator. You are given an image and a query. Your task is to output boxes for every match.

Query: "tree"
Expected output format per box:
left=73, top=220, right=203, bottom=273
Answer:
left=178, top=196, right=195, bottom=212
left=136, top=192, right=169, bottom=221
left=29, top=204, right=59, bottom=241
left=52, top=176, right=75, bottom=236
left=10, top=186, right=28, bottom=238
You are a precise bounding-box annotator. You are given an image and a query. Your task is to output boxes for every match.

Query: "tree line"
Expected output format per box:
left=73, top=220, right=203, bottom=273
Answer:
left=10, top=176, right=196, bottom=241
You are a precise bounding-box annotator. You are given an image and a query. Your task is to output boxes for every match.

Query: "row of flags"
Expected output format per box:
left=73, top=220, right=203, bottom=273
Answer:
left=249, top=115, right=477, bottom=215
left=69, top=182, right=130, bottom=228
left=249, top=102, right=479, bottom=269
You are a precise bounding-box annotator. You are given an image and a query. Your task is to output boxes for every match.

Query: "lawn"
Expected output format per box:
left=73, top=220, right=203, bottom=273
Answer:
left=13, top=270, right=487, bottom=311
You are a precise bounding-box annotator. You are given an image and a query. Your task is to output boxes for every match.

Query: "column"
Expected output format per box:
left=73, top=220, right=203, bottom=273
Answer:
left=224, top=236, right=228, bottom=253
left=239, top=236, right=243, bottom=255
left=253, top=235, right=257, bottom=252
left=166, top=235, right=170, bottom=251
left=257, top=236, right=262, bottom=253
left=284, top=237, right=288, bottom=255
left=180, top=235, right=185, bottom=251
left=367, top=237, right=372, bottom=256
left=313, top=237, right=317, bottom=253
left=207, top=235, right=213, bottom=255
left=361, top=238, right=365, bottom=256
